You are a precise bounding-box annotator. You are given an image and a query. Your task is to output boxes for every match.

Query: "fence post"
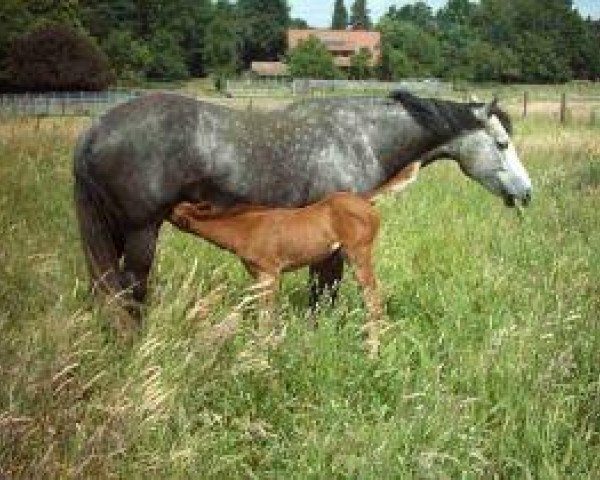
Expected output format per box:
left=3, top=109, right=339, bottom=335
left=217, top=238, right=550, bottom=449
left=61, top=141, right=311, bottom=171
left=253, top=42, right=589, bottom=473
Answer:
left=560, top=93, right=567, bottom=124
left=523, top=91, right=528, bottom=118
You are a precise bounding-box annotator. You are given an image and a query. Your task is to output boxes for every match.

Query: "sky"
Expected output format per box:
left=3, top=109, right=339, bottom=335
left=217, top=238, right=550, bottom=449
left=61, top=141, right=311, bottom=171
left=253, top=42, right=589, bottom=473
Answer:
left=289, top=0, right=600, bottom=28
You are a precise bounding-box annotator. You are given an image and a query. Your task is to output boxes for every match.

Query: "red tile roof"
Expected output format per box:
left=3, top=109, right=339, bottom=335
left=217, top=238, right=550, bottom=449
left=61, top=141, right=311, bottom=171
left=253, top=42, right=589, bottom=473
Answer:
left=287, top=29, right=381, bottom=66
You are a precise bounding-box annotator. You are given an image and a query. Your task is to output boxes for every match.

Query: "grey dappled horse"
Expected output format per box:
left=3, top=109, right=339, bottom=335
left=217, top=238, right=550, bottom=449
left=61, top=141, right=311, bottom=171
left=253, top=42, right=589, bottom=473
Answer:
left=74, top=91, right=532, bottom=318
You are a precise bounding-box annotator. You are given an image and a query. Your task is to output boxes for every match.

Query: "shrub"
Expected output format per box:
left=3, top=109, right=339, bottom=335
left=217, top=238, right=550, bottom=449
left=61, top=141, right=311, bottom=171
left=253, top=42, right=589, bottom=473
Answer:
left=287, top=36, right=342, bottom=79
left=349, top=47, right=372, bottom=80
left=5, top=24, right=113, bottom=92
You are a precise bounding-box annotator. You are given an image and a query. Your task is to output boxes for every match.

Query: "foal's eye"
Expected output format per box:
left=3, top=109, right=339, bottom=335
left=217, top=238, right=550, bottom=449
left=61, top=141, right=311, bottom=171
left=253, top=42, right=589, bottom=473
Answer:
left=496, top=140, right=509, bottom=150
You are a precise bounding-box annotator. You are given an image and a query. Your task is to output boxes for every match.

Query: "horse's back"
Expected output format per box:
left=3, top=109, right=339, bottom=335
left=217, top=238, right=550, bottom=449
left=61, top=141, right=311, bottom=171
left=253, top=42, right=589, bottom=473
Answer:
left=74, top=94, right=230, bottom=225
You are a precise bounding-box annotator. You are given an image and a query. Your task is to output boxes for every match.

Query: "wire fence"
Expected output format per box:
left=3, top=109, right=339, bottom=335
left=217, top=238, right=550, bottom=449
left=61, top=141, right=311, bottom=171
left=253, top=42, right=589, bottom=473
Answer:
left=225, top=78, right=453, bottom=98
left=516, top=91, right=600, bottom=124
left=0, top=91, right=143, bottom=118
left=1, top=85, right=599, bottom=126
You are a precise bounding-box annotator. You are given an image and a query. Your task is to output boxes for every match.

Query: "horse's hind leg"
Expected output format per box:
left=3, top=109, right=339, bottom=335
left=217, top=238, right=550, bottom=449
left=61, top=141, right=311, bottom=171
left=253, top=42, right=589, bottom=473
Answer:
left=308, top=250, right=344, bottom=312
left=122, top=223, right=161, bottom=322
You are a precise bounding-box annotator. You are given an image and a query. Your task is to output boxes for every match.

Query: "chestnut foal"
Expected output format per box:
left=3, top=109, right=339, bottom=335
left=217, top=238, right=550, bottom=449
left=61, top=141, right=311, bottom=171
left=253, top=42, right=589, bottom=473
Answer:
left=170, top=191, right=384, bottom=355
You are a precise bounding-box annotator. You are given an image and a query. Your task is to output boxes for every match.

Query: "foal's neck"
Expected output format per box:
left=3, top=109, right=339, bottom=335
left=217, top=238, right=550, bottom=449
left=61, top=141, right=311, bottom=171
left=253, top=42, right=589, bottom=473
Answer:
left=183, top=212, right=254, bottom=253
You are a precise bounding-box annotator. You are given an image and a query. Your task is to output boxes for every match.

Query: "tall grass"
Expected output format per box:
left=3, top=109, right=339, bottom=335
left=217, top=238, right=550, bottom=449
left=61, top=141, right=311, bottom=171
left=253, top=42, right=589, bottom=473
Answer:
left=0, top=114, right=599, bottom=478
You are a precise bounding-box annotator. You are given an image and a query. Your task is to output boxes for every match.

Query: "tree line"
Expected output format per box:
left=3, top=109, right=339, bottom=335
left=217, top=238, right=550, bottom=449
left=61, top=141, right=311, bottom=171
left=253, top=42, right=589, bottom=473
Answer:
left=0, top=0, right=291, bottom=91
left=0, top=0, right=598, bottom=92
left=378, top=0, right=600, bottom=83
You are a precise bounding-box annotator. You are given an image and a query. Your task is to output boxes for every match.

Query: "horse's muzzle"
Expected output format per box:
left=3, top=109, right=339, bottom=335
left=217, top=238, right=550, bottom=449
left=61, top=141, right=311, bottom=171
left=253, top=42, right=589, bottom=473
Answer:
left=504, top=188, right=532, bottom=208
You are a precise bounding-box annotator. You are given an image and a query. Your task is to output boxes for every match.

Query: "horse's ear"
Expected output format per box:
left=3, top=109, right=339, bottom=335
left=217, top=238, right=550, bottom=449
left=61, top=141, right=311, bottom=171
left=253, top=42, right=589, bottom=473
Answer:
left=490, top=96, right=499, bottom=111
left=472, top=103, right=490, bottom=122
left=473, top=98, right=498, bottom=121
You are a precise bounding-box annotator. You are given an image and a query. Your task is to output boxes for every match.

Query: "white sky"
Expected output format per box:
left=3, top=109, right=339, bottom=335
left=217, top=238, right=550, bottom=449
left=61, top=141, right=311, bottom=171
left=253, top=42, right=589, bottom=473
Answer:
left=289, top=0, right=600, bottom=28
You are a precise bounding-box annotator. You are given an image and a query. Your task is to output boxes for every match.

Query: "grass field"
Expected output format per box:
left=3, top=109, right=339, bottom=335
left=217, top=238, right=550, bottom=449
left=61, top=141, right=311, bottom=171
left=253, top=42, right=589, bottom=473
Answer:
left=1, top=108, right=599, bottom=478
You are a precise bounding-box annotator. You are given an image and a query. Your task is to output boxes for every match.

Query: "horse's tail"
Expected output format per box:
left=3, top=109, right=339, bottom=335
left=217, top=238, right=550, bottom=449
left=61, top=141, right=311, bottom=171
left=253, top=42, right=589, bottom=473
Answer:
left=73, top=131, right=123, bottom=296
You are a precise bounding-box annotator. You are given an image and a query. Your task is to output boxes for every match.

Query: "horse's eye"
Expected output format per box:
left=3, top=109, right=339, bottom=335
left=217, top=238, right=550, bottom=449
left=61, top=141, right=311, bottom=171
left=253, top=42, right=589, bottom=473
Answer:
left=496, top=140, right=509, bottom=150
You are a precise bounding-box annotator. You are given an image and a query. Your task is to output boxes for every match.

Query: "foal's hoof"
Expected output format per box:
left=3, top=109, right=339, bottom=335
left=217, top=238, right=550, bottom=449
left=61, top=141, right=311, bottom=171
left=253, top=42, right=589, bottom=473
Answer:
left=365, top=339, right=380, bottom=359
left=363, top=319, right=391, bottom=359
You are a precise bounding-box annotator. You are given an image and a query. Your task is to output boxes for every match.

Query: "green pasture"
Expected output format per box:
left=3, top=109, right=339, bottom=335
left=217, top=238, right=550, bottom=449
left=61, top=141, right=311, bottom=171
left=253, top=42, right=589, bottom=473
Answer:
left=0, top=112, right=599, bottom=478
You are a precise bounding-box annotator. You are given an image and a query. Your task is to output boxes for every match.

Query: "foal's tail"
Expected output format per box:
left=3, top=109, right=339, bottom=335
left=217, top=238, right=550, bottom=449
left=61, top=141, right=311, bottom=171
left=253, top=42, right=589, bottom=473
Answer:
left=73, top=139, right=123, bottom=296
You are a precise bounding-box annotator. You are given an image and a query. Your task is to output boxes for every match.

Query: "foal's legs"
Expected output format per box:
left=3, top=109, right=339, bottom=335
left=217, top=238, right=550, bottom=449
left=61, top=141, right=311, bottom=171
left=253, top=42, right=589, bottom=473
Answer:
left=308, top=250, right=344, bottom=311
left=121, top=223, right=161, bottom=322
left=346, top=245, right=384, bottom=357
left=255, top=271, right=279, bottom=332
left=242, top=262, right=279, bottom=332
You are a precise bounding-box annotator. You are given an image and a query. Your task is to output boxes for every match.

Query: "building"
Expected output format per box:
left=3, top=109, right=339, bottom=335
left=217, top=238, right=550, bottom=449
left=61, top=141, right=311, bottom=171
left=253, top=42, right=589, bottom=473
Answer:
left=250, top=61, right=288, bottom=77
left=287, top=29, right=381, bottom=68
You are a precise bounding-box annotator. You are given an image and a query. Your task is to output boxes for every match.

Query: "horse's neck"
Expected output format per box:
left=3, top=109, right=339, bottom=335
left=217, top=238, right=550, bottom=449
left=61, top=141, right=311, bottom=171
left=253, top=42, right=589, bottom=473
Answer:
left=371, top=113, right=454, bottom=191
left=369, top=162, right=421, bottom=200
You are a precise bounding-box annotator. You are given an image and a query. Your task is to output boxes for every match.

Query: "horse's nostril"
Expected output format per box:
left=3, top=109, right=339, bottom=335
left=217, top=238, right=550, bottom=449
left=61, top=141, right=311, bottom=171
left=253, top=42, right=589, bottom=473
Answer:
left=523, top=190, right=532, bottom=206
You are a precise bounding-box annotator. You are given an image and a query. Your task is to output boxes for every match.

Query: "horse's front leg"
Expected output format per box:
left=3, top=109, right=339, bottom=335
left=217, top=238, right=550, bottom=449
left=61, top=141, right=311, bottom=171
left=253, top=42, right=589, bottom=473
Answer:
left=308, top=250, right=344, bottom=313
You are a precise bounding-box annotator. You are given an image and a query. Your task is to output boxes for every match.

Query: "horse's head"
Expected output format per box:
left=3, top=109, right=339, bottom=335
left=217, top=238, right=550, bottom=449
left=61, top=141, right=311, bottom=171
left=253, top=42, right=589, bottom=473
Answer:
left=452, top=99, right=532, bottom=208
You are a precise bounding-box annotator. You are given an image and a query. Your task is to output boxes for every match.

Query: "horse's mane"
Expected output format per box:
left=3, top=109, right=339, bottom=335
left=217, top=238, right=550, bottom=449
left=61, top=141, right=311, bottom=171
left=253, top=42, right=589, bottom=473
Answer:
left=389, top=91, right=513, bottom=138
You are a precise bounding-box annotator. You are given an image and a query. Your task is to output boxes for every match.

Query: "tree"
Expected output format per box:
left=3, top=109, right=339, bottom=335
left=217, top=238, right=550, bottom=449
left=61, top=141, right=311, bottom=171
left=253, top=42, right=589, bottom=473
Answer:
left=168, top=0, right=213, bottom=76
left=237, top=0, right=290, bottom=67
left=0, top=0, right=81, bottom=60
left=290, top=18, right=309, bottom=29
left=377, top=17, right=442, bottom=79
left=146, top=29, right=189, bottom=80
left=476, top=0, right=579, bottom=82
left=81, top=0, right=212, bottom=78
left=5, top=24, right=113, bottom=91
left=350, top=0, right=371, bottom=29
left=101, top=30, right=151, bottom=83
left=79, top=0, right=137, bottom=40
left=204, top=1, right=240, bottom=80
left=386, top=2, right=434, bottom=31
left=287, top=36, right=341, bottom=79
left=331, top=0, right=348, bottom=30
left=349, top=47, right=372, bottom=79
left=379, top=46, right=411, bottom=80
left=437, top=0, right=477, bottom=28
left=514, top=32, right=572, bottom=83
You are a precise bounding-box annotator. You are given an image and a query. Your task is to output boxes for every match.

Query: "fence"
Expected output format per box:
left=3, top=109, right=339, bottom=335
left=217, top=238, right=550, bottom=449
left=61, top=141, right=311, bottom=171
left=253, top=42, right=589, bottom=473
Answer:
left=2, top=86, right=599, bottom=126
left=518, top=91, right=600, bottom=125
left=225, top=78, right=452, bottom=98
left=0, top=91, right=143, bottom=117
left=225, top=78, right=292, bottom=97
